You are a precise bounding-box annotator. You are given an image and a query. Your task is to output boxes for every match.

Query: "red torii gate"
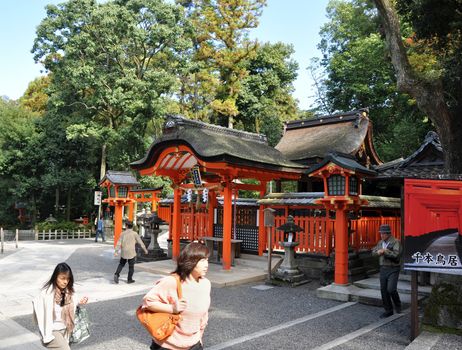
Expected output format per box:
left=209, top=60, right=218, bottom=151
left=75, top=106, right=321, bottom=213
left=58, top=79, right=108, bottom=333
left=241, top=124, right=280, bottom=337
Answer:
left=131, top=116, right=305, bottom=269
left=99, top=171, right=162, bottom=246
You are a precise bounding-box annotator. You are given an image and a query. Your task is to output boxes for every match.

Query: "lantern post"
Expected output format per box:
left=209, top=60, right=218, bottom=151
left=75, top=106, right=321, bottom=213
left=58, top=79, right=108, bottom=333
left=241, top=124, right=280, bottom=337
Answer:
left=308, top=153, right=376, bottom=285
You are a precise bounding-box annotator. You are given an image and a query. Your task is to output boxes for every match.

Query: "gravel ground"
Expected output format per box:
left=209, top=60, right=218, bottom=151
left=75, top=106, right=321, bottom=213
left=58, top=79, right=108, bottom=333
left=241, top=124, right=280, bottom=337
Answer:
left=12, top=242, right=459, bottom=350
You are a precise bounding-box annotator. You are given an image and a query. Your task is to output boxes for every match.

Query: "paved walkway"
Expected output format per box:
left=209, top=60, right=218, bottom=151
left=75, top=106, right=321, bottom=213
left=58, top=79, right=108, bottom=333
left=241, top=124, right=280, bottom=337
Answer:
left=0, top=239, right=460, bottom=350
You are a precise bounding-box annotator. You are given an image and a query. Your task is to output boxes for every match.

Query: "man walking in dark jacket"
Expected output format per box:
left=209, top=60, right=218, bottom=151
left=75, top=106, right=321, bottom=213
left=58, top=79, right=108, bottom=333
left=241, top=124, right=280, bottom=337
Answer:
left=372, top=224, right=402, bottom=318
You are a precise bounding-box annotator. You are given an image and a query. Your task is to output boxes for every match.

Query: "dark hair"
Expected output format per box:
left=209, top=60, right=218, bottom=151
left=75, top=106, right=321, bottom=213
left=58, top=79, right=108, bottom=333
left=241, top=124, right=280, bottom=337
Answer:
left=173, top=242, right=209, bottom=281
left=43, top=262, right=75, bottom=294
left=125, top=221, right=133, bottom=229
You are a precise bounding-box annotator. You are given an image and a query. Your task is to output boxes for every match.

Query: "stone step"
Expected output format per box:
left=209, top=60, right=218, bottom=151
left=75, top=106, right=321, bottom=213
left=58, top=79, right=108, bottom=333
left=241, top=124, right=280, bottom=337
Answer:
left=235, top=253, right=282, bottom=270
left=316, top=283, right=427, bottom=307
left=354, top=277, right=432, bottom=296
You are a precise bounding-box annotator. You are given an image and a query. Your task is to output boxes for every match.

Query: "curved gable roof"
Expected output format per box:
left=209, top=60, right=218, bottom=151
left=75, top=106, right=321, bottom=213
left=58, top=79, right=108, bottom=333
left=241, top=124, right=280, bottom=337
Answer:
left=275, top=109, right=381, bottom=166
left=376, top=131, right=445, bottom=179
left=131, top=115, right=306, bottom=173
left=99, top=170, right=140, bottom=186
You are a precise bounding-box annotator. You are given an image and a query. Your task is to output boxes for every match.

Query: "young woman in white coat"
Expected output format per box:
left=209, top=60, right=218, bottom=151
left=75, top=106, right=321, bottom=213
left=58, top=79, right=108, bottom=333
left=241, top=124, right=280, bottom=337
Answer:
left=33, top=262, right=88, bottom=349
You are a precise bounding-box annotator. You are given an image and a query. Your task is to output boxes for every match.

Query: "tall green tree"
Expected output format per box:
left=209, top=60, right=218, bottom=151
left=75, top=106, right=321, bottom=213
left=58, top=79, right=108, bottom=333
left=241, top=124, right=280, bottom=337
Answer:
left=313, top=0, right=431, bottom=161
left=178, top=0, right=267, bottom=128
left=373, top=0, right=462, bottom=172
left=35, top=109, right=99, bottom=221
left=19, top=76, right=50, bottom=115
left=32, top=0, right=192, bottom=178
left=0, top=100, right=42, bottom=226
left=237, top=42, right=299, bottom=145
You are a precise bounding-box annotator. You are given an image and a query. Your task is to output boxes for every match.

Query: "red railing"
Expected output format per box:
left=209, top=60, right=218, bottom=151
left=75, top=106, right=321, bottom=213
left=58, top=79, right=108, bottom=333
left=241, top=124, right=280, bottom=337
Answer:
left=157, top=205, right=171, bottom=223
left=156, top=203, right=401, bottom=256
left=180, top=208, right=210, bottom=240
left=270, top=214, right=335, bottom=255
left=350, top=217, right=401, bottom=251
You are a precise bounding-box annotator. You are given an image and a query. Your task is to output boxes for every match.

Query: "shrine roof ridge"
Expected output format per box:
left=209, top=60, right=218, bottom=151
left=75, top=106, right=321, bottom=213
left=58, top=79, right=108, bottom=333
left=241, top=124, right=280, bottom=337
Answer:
left=284, top=108, right=369, bottom=131
left=164, top=115, right=268, bottom=143
left=306, top=152, right=377, bottom=176
left=99, top=170, right=140, bottom=186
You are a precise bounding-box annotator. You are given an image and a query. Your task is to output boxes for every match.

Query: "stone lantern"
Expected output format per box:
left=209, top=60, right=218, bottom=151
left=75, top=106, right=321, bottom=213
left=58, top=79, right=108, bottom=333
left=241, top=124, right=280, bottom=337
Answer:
left=273, top=215, right=309, bottom=286
left=137, top=211, right=167, bottom=262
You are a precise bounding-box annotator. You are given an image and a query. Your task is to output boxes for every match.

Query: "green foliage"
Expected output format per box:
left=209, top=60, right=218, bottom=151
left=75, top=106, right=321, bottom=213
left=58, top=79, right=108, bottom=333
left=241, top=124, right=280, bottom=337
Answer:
left=1, top=0, right=305, bottom=225
left=179, top=0, right=267, bottom=128
left=396, top=0, right=462, bottom=108
left=32, top=0, right=192, bottom=169
left=139, top=175, right=173, bottom=198
left=237, top=42, right=299, bottom=145
left=314, top=0, right=433, bottom=161
left=19, top=76, right=50, bottom=115
left=0, top=99, right=41, bottom=226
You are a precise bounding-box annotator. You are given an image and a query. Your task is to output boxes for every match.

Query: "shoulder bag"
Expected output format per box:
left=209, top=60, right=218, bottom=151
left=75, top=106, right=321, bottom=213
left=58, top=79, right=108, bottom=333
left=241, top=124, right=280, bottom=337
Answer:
left=136, top=275, right=182, bottom=341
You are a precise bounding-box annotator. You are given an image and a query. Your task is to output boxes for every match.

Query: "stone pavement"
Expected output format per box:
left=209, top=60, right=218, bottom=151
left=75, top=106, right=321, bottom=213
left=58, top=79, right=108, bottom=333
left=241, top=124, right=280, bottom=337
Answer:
left=0, top=239, right=461, bottom=350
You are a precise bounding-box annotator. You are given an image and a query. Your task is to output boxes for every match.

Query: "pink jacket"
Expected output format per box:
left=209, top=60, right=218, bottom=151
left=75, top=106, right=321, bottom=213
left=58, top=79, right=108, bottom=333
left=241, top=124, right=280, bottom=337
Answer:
left=143, top=275, right=211, bottom=350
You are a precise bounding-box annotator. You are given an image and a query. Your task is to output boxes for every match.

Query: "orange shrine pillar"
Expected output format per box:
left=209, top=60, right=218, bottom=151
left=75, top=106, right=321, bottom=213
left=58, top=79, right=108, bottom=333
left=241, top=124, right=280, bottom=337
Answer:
left=334, top=205, right=349, bottom=285
left=128, top=202, right=134, bottom=222
left=113, top=203, right=123, bottom=247
left=152, top=194, right=158, bottom=212
left=172, top=186, right=182, bottom=260
left=222, top=182, right=233, bottom=270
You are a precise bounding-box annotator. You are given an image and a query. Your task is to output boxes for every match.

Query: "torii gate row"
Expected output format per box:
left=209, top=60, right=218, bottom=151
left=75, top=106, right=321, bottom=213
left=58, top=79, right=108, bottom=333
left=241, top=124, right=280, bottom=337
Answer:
left=135, top=145, right=302, bottom=270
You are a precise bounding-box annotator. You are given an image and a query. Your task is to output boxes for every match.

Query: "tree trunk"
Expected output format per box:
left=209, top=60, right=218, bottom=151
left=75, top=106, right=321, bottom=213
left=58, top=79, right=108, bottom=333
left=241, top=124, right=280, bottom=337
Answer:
left=66, top=188, right=71, bottom=221
left=100, top=143, right=107, bottom=180
left=373, top=0, right=462, bottom=173
left=54, top=187, right=60, bottom=216
left=31, top=193, right=37, bottom=227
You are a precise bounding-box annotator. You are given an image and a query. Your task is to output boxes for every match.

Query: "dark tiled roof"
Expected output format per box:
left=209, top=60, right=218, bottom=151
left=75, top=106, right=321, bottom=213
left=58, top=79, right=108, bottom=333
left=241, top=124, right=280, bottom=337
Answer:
left=159, top=195, right=258, bottom=206
left=375, top=131, right=450, bottom=179
left=129, top=187, right=163, bottom=192
left=99, top=171, right=140, bottom=186
left=257, top=192, right=400, bottom=208
left=131, top=115, right=306, bottom=173
left=306, top=152, right=377, bottom=176
left=275, top=109, right=381, bottom=165
left=257, top=192, right=324, bottom=205
left=360, top=195, right=400, bottom=208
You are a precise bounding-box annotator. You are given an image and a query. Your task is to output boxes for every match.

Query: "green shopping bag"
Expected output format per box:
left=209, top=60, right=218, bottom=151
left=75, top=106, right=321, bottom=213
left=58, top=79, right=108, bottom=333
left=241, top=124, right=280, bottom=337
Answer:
left=70, top=306, right=90, bottom=344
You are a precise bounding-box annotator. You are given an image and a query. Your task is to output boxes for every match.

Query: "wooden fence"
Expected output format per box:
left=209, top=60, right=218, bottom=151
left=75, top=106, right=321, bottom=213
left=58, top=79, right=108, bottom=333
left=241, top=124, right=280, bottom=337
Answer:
left=35, top=229, right=93, bottom=240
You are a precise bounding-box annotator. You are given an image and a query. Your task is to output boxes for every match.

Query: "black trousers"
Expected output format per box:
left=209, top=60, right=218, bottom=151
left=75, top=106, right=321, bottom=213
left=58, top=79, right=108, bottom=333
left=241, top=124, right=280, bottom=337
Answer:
left=379, top=266, right=401, bottom=313
left=115, top=257, right=135, bottom=281
left=150, top=341, right=203, bottom=350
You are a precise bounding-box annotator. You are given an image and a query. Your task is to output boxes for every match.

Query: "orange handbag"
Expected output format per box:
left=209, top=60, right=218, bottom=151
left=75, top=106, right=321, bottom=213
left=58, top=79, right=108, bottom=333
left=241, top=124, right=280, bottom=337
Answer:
left=136, top=275, right=183, bottom=341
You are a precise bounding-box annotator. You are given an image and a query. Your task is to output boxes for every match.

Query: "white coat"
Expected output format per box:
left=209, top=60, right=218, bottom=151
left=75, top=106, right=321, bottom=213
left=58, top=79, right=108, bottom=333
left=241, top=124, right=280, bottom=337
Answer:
left=32, top=286, right=78, bottom=344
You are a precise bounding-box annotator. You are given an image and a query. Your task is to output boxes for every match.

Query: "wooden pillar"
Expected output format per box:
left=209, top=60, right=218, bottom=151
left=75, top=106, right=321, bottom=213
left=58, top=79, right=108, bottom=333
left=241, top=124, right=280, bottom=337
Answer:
left=133, top=202, right=138, bottom=226
left=334, top=206, right=349, bottom=285
left=258, top=183, right=266, bottom=256
left=172, top=187, right=182, bottom=260
left=222, top=182, right=233, bottom=270
left=152, top=193, right=158, bottom=212
left=113, top=203, right=123, bottom=247
left=128, top=202, right=134, bottom=222
left=207, top=190, right=216, bottom=237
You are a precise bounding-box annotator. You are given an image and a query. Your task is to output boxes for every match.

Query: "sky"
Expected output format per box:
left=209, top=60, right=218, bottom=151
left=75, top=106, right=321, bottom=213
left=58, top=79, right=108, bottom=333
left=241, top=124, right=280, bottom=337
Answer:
left=0, top=0, right=330, bottom=110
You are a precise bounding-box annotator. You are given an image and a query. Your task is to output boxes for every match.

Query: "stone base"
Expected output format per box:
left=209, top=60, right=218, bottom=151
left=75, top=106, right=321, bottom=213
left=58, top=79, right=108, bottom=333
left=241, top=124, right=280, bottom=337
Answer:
left=271, top=268, right=311, bottom=287
left=137, top=248, right=168, bottom=263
